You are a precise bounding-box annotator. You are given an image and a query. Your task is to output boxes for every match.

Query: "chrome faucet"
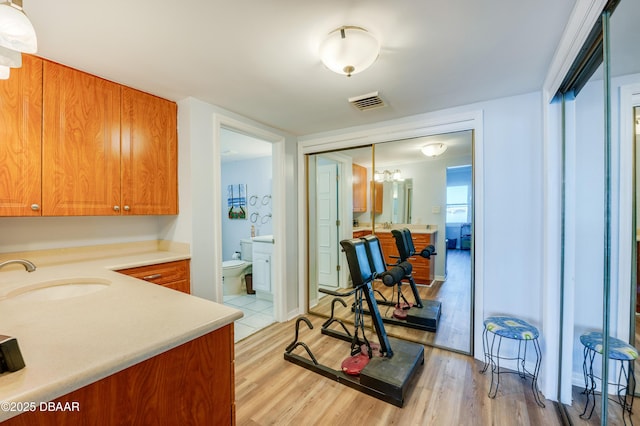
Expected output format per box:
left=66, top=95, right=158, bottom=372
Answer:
left=0, top=259, right=37, bottom=272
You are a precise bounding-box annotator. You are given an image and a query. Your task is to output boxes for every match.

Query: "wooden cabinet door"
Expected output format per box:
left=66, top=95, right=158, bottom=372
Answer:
left=117, top=260, right=190, bottom=294
left=352, top=163, right=367, bottom=212
left=376, top=231, right=434, bottom=284
left=253, top=252, right=272, bottom=292
left=42, top=61, right=121, bottom=216
left=0, top=55, right=42, bottom=216
left=376, top=232, right=398, bottom=266
left=410, top=233, right=434, bottom=284
left=373, top=181, right=383, bottom=214
left=121, top=87, right=178, bottom=215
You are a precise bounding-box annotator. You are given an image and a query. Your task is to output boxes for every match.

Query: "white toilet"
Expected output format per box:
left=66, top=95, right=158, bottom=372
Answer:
left=222, top=239, right=253, bottom=295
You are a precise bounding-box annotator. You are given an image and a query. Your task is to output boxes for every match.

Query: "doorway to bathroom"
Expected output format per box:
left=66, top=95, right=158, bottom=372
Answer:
left=220, top=126, right=275, bottom=342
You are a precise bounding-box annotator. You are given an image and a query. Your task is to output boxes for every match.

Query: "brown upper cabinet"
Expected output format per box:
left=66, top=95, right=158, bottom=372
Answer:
left=0, top=57, right=178, bottom=216
left=352, top=163, right=367, bottom=212
left=0, top=55, right=43, bottom=216
left=42, top=61, right=122, bottom=216
left=372, top=180, right=383, bottom=214
left=121, top=87, right=178, bottom=215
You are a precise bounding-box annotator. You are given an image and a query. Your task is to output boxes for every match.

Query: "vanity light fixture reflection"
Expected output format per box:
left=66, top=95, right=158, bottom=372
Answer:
left=374, top=169, right=404, bottom=182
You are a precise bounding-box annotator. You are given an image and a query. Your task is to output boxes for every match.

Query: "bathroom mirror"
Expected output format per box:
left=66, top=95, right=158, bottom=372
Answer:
left=376, top=179, right=413, bottom=224
left=306, top=131, right=474, bottom=354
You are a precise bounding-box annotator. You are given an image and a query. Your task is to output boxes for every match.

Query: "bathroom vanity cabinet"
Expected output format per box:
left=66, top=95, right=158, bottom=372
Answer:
left=252, top=238, right=274, bottom=294
left=117, top=260, right=190, bottom=294
left=376, top=231, right=436, bottom=285
left=353, top=229, right=372, bottom=238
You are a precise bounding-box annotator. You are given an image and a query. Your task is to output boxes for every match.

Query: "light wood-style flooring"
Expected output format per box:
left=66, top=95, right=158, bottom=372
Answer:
left=235, top=314, right=562, bottom=425
left=309, top=249, right=472, bottom=353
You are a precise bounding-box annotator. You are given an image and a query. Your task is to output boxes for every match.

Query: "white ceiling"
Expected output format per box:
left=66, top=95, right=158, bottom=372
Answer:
left=341, top=130, right=473, bottom=169
left=220, top=127, right=272, bottom=163
left=22, top=0, right=583, bottom=137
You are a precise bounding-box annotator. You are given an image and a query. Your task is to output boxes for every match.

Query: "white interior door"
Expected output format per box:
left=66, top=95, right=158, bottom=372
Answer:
left=316, top=163, right=339, bottom=288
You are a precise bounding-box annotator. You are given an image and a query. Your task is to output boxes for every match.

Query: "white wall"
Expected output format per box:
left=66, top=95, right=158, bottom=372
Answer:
left=298, top=90, right=546, bottom=368
left=175, top=97, right=298, bottom=321
left=479, top=92, right=544, bottom=320
left=0, top=216, right=165, bottom=253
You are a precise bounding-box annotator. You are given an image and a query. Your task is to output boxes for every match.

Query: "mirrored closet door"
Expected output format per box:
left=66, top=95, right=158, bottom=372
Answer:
left=306, top=132, right=474, bottom=355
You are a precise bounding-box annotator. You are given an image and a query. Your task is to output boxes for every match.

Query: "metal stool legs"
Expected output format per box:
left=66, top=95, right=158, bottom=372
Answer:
left=481, top=324, right=545, bottom=407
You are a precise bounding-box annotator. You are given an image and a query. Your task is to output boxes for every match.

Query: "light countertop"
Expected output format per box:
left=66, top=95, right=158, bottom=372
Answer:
left=352, top=226, right=437, bottom=235
left=0, top=242, right=243, bottom=421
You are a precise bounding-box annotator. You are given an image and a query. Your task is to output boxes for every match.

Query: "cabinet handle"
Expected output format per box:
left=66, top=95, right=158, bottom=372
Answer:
left=113, top=205, right=120, bottom=212
left=30, top=204, right=40, bottom=211
left=124, top=205, right=130, bottom=211
left=143, top=273, right=162, bottom=280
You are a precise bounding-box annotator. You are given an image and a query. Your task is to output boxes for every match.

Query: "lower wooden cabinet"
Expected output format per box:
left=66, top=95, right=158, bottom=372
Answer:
left=375, top=232, right=435, bottom=285
left=3, top=325, right=234, bottom=425
left=117, top=260, right=190, bottom=294
left=353, top=230, right=372, bottom=238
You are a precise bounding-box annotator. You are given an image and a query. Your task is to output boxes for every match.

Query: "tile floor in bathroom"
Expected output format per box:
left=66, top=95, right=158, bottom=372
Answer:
left=223, top=294, right=275, bottom=342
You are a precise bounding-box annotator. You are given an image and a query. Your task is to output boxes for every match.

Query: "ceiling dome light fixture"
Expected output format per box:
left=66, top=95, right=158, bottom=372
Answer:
left=319, top=26, right=379, bottom=77
left=421, top=143, right=448, bottom=158
left=0, top=0, right=37, bottom=79
left=0, top=64, right=9, bottom=79
left=0, top=44, right=20, bottom=67
left=0, top=0, right=37, bottom=53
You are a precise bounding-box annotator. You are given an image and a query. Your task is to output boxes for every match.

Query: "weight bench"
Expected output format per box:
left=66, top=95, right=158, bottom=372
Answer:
left=284, top=237, right=424, bottom=407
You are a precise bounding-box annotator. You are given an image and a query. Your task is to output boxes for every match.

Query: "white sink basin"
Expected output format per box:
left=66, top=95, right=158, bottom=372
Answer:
left=3, top=278, right=111, bottom=302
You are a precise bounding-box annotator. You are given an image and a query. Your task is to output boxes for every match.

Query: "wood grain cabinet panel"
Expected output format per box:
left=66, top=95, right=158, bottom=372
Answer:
left=1, top=58, right=178, bottom=217
left=42, top=61, right=121, bottom=216
left=3, top=325, right=234, bottom=426
left=353, top=230, right=372, bottom=238
left=117, top=260, right=190, bottom=294
left=0, top=55, right=43, bottom=216
left=372, top=181, right=383, bottom=214
left=121, top=87, right=178, bottom=215
left=352, top=163, right=367, bottom=213
left=376, top=232, right=434, bottom=285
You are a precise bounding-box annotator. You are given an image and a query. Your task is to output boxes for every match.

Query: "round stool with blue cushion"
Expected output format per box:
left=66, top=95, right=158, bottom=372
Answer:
left=579, top=331, right=638, bottom=422
left=481, top=315, right=545, bottom=407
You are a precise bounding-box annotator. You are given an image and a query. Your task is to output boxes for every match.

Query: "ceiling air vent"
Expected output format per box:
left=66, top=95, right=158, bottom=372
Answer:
left=348, top=91, right=386, bottom=111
